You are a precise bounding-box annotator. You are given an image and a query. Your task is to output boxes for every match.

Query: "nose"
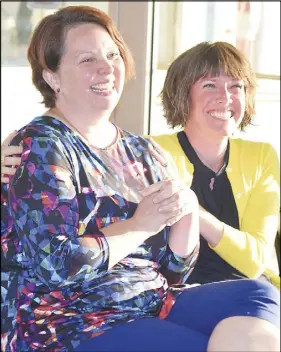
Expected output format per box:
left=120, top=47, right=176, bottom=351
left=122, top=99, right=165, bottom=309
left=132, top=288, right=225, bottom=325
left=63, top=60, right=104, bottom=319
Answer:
left=216, top=86, right=232, bottom=105
left=97, top=58, right=114, bottom=76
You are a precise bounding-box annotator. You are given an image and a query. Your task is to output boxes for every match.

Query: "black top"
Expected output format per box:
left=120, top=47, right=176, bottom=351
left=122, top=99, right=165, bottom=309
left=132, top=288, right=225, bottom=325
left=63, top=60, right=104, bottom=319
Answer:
left=177, top=131, right=246, bottom=284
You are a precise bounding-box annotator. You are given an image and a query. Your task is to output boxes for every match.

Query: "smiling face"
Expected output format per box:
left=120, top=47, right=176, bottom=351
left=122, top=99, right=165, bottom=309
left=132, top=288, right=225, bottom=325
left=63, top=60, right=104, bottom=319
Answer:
left=187, top=71, right=246, bottom=138
left=44, top=23, right=125, bottom=118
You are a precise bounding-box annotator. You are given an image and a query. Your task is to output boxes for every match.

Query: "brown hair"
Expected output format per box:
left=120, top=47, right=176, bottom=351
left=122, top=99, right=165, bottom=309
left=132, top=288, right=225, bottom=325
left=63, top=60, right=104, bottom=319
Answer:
left=27, top=6, right=135, bottom=108
left=161, top=41, right=257, bottom=130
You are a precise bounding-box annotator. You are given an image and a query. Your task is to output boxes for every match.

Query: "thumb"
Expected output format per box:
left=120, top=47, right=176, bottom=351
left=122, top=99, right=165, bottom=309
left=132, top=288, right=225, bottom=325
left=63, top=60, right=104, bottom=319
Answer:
left=139, top=180, right=168, bottom=197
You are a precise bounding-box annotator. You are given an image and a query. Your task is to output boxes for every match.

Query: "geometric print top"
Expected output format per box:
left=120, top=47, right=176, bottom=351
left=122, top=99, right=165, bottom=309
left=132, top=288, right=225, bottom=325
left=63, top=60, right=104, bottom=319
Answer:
left=1, top=116, right=199, bottom=351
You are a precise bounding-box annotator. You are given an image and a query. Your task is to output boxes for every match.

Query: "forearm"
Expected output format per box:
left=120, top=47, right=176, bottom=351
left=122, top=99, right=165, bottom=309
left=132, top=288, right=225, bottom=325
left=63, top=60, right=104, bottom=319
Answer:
left=199, top=206, right=277, bottom=278
left=212, top=223, right=276, bottom=278
left=81, top=218, right=153, bottom=269
left=169, top=211, right=200, bottom=258
left=159, top=212, right=200, bottom=285
left=199, top=205, right=224, bottom=247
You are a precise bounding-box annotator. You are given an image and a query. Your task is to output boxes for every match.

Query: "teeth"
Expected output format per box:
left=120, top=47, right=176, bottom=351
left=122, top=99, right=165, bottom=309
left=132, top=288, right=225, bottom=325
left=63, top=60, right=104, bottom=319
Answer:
left=208, top=111, right=232, bottom=120
left=91, top=84, right=113, bottom=91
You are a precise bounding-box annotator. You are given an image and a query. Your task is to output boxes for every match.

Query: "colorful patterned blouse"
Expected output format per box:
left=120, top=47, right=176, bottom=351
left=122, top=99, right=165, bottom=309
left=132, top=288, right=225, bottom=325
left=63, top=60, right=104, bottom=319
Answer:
left=1, top=116, right=198, bottom=351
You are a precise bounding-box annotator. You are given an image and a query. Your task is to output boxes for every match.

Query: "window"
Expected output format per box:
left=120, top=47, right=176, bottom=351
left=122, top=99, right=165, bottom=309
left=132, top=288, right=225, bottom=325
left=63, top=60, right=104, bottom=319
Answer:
left=149, top=2, right=280, bottom=156
left=1, top=1, right=110, bottom=140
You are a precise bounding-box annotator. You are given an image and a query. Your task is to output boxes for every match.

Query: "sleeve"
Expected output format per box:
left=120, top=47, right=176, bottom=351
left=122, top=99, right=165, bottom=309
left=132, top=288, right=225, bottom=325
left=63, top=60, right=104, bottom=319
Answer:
left=212, top=143, right=280, bottom=279
left=158, top=240, right=199, bottom=285
left=8, top=130, right=109, bottom=290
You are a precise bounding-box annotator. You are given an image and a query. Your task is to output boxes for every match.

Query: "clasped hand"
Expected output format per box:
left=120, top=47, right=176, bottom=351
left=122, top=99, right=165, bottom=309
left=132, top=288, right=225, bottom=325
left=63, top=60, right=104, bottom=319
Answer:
left=132, top=178, right=198, bottom=235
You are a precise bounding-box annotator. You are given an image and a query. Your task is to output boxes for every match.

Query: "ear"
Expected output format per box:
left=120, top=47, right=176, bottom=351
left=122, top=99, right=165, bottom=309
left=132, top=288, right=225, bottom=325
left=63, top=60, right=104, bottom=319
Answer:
left=42, top=69, right=60, bottom=92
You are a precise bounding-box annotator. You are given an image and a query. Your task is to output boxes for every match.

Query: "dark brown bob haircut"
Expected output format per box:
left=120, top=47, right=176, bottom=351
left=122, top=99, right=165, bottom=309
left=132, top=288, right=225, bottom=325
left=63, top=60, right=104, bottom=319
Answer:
left=161, top=41, right=257, bottom=130
left=27, top=6, right=135, bottom=108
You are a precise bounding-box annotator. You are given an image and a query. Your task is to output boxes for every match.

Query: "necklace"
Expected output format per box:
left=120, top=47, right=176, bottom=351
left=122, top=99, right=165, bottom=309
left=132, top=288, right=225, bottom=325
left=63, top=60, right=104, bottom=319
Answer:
left=43, top=108, right=119, bottom=150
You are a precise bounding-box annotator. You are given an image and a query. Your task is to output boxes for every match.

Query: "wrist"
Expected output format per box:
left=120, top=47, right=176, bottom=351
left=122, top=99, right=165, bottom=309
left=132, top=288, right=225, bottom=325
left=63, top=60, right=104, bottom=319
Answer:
left=127, top=217, right=154, bottom=239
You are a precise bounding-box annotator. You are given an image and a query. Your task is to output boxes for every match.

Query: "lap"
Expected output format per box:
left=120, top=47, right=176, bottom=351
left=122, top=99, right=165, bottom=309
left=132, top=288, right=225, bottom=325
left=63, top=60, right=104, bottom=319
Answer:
left=75, top=279, right=280, bottom=351
left=167, top=279, right=280, bottom=335
left=74, top=318, right=209, bottom=351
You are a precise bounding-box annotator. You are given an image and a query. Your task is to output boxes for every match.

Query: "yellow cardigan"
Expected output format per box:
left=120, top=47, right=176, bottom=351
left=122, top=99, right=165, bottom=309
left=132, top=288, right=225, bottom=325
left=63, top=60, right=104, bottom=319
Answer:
left=151, top=133, right=280, bottom=288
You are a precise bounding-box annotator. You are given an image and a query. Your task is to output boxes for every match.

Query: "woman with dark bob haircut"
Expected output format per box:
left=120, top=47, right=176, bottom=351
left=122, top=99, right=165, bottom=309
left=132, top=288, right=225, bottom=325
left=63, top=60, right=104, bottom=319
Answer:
left=152, top=41, right=280, bottom=287
left=1, top=7, right=280, bottom=352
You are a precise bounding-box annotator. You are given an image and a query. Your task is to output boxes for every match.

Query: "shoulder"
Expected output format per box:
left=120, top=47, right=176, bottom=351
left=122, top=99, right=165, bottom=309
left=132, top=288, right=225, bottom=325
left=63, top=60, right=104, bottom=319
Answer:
left=149, top=132, right=178, bottom=146
left=11, top=116, right=75, bottom=164
left=148, top=132, right=183, bottom=156
left=230, top=137, right=279, bottom=161
left=11, top=115, right=76, bottom=149
left=15, top=116, right=71, bottom=142
left=229, top=137, right=280, bottom=184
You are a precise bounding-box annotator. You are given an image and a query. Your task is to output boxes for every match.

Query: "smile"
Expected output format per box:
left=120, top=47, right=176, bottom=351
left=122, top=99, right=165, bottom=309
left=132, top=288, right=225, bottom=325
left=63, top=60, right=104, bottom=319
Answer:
left=208, top=111, right=234, bottom=120
left=90, top=84, right=115, bottom=96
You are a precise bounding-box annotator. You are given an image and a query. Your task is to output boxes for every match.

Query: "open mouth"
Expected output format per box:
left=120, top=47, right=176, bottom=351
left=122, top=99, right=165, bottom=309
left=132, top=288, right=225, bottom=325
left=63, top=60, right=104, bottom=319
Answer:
left=90, top=83, right=115, bottom=96
left=208, top=111, right=234, bottom=121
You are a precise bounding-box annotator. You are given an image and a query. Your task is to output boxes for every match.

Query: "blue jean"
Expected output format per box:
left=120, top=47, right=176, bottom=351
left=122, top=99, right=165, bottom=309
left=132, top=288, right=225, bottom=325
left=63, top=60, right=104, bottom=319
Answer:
left=75, top=279, right=280, bottom=351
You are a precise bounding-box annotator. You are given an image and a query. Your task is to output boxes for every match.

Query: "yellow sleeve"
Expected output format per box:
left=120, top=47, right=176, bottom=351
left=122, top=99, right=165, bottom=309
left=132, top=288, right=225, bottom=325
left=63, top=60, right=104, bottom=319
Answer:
left=212, top=143, right=280, bottom=279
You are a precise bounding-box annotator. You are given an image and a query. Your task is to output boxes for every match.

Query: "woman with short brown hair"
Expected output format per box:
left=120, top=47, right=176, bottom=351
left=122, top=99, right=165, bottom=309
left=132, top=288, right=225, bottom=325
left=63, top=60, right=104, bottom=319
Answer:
left=153, top=41, right=280, bottom=287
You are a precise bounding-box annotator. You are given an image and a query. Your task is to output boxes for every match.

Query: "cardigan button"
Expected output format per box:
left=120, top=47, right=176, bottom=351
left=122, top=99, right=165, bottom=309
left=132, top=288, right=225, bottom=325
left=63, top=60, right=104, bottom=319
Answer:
left=237, top=193, right=242, bottom=198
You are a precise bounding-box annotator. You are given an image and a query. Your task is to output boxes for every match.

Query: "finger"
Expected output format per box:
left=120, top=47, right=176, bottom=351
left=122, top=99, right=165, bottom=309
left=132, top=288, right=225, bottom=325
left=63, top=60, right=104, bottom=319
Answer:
left=1, top=156, right=21, bottom=166
left=148, top=139, right=169, bottom=166
left=157, top=191, right=184, bottom=208
left=139, top=179, right=170, bottom=197
left=2, top=145, right=23, bottom=156
left=160, top=208, right=182, bottom=222
left=148, top=138, right=179, bottom=179
left=1, top=176, right=10, bottom=184
left=158, top=201, right=180, bottom=214
left=152, top=180, right=181, bottom=203
left=148, top=138, right=167, bottom=158
left=166, top=214, right=185, bottom=227
left=147, top=139, right=173, bottom=180
left=1, top=167, right=17, bottom=176
left=1, top=130, right=18, bottom=147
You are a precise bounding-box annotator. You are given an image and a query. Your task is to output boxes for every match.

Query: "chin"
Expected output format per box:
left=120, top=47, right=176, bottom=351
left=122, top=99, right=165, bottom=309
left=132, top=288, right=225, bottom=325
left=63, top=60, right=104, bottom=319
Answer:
left=94, top=99, right=119, bottom=112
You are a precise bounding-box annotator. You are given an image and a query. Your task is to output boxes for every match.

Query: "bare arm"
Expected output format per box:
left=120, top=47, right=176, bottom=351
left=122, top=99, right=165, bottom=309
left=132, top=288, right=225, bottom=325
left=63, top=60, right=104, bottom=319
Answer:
left=141, top=179, right=200, bottom=259
left=7, top=131, right=199, bottom=284
left=199, top=205, right=223, bottom=247
left=80, top=189, right=182, bottom=269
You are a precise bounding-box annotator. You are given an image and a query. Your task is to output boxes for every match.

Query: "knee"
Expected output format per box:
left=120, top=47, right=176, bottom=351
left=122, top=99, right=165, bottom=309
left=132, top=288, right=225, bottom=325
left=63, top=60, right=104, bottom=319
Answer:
left=207, top=316, right=280, bottom=352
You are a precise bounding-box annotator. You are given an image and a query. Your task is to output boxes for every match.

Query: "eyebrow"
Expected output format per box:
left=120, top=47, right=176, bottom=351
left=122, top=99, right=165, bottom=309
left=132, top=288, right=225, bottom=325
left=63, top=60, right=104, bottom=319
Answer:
left=75, top=46, right=119, bottom=56
left=201, top=77, right=243, bottom=82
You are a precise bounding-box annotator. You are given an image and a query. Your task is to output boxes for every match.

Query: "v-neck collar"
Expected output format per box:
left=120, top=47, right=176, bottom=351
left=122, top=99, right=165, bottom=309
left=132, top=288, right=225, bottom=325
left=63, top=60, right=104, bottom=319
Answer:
left=177, top=131, right=230, bottom=178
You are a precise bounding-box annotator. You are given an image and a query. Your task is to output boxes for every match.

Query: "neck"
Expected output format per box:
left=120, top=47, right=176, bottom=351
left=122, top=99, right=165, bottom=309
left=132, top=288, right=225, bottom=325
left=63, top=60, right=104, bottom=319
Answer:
left=184, top=124, right=228, bottom=173
left=44, top=105, right=117, bottom=149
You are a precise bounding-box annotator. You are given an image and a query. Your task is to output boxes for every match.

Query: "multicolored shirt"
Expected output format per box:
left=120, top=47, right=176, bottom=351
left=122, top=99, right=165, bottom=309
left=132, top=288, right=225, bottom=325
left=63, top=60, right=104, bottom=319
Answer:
left=1, top=116, right=198, bottom=351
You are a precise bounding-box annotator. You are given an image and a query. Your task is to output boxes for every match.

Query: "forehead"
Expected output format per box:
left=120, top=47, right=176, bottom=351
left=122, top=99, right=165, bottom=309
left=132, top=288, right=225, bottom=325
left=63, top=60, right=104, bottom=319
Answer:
left=199, top=72, right=242, bottom=81
left=64, top=23, right=117, bottom=52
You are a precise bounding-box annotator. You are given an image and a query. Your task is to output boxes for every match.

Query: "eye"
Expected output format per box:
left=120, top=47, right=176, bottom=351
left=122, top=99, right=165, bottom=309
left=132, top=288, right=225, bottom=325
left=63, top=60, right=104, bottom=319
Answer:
left=107, top=52, right=120, bottom=60
left=81, top=57, right=97, bottom=63
left=203, top=83, right=216, bottom=88
left=230, top=84, right=243, bottom=89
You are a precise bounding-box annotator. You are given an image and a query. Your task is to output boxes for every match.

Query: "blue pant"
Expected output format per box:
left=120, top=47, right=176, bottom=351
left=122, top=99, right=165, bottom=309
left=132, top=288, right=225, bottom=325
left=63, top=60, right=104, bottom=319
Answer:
left=75, top=279, right=280, bottom=351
